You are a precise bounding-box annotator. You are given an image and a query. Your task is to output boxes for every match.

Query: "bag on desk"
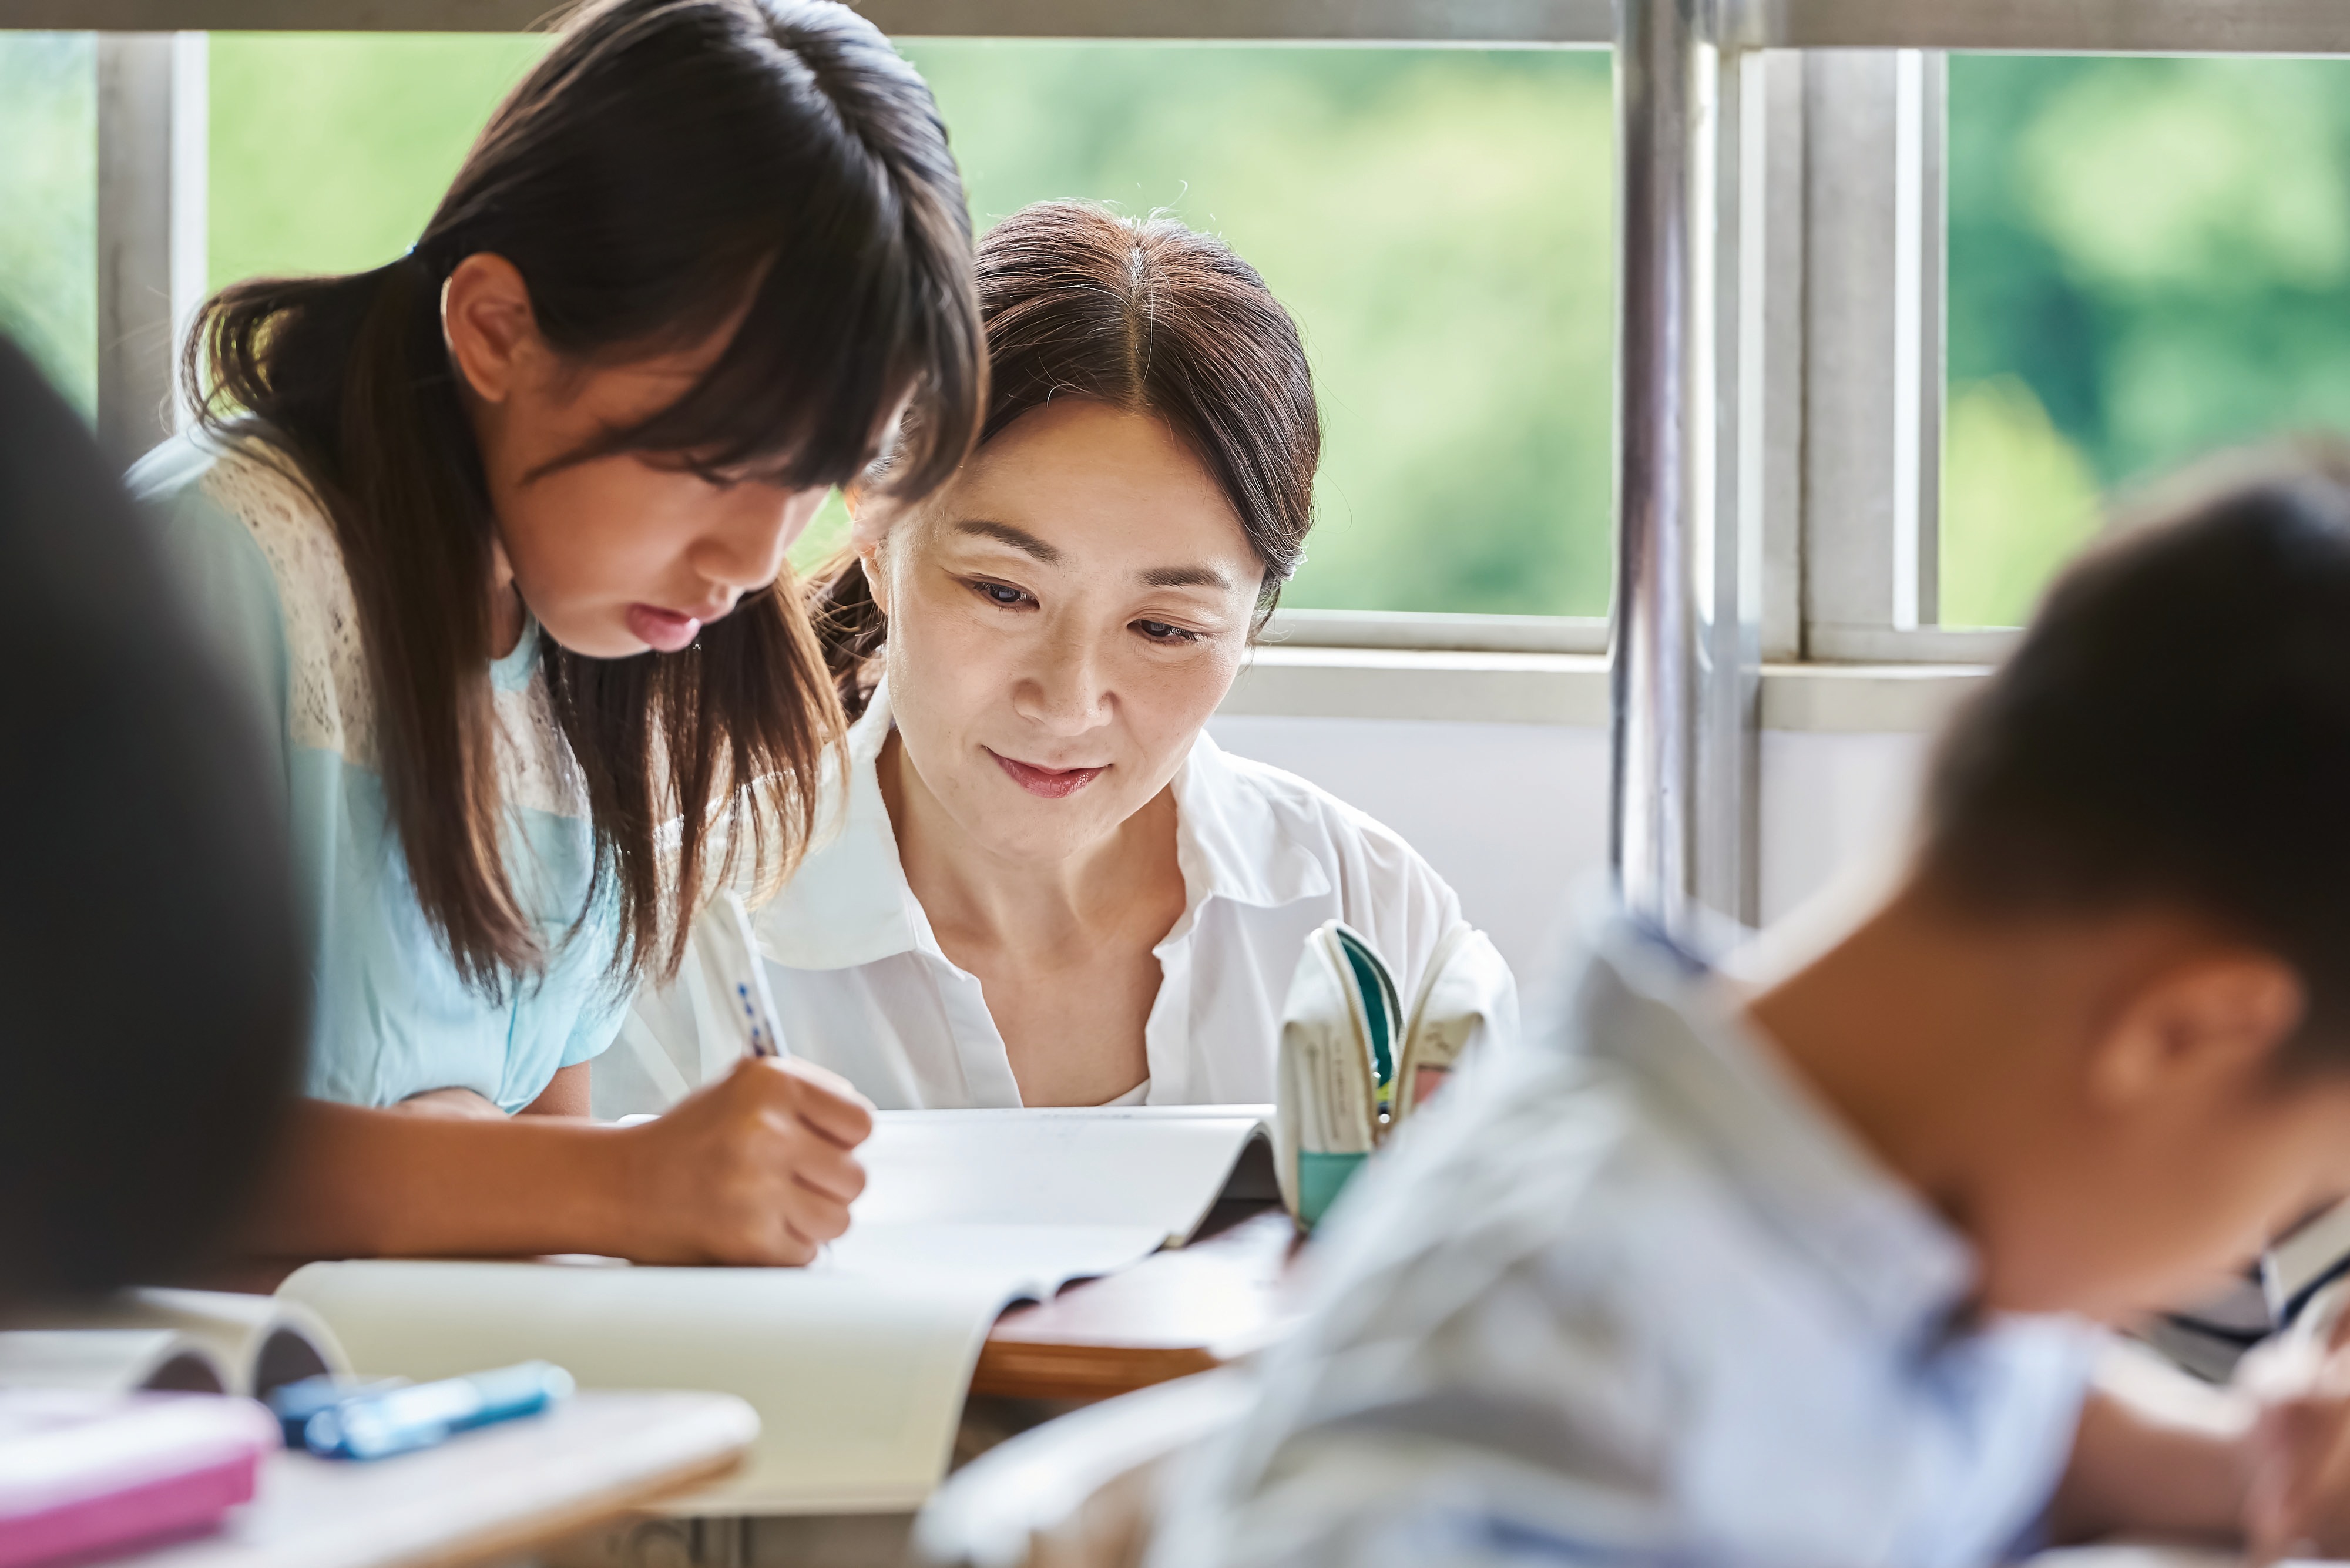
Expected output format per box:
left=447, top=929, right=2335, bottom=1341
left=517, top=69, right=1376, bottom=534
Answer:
left=1274, top=918, right=1513, bottom=1230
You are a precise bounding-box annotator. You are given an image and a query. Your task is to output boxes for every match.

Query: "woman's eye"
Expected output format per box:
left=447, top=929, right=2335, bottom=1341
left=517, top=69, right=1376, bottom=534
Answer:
left=971, top=580, right=1030, bottom=607
left=1134, top=619, right=1199, bottom=644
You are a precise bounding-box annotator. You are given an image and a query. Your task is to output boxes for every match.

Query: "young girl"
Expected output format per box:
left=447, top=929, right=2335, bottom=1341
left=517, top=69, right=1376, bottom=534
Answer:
left=607, top=201, right=1513, bottom=1113
left=132, top=0, right=983, bottom=1263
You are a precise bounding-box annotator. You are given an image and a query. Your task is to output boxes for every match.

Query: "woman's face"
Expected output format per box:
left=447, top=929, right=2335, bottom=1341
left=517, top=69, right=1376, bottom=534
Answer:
left=448, top=253, right=831, bottom=659
left=868, top=398, right=1267, bottom=864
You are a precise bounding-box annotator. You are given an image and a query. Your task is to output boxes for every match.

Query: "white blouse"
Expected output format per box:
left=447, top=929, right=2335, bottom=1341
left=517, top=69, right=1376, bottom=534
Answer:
left=596, top=684, right=1509, bottom=1114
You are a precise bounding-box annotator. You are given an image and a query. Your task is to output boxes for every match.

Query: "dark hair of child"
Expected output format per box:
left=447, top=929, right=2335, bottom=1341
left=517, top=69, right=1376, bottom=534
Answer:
left=189, top=0, right=985, bottom=988
left=1922, top=441, right=2350, bottom=1062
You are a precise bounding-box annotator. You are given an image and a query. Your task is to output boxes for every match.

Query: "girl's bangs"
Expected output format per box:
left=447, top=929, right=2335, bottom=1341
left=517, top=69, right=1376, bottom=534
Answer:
left=603, top=224, right=980, bottom=498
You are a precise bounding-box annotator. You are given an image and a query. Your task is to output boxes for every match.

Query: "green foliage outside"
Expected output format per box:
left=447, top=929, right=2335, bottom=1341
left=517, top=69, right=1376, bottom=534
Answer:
left=207, top=33, right=553, bottom=288
left=905, top=43, right=1617, bottom=617
left=0, top=35, right=95, bottom=418
left=11, top=35, right=2350, bottom=627
left=193, top=36, right=1620, bottom=617
left=1945, top=55, right=2350, bottom=625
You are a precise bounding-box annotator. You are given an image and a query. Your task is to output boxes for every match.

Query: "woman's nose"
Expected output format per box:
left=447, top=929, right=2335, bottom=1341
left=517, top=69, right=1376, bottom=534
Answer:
left=1014, top=623, right=1110, bottom=736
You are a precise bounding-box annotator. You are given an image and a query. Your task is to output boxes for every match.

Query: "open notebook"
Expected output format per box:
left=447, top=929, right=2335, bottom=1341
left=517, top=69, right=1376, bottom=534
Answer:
left=278, top=1104, right=1274, bottom=1515
left=0, top=1290, right=348, bottom=1401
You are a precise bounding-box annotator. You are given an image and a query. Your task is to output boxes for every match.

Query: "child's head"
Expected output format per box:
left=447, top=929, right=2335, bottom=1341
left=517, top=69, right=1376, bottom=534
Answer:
left=820, top=201, right=1319, bottom=865
left=194, top=0, right=983, bottom=986
left=1899, top=444, right=2350, bottom=1318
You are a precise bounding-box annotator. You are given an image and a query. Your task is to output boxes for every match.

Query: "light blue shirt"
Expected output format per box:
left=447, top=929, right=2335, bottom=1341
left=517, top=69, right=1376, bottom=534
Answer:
left=130, top=432, right=628, bottom=1112
left=1154, top=908, right=2096, bottom=1568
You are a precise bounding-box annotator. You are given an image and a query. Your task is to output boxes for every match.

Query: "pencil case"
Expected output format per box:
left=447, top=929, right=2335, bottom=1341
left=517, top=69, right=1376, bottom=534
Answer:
left=1273, top=918, right=1513, bottom=1230
left=0, top=1391, right=278, bottom=1567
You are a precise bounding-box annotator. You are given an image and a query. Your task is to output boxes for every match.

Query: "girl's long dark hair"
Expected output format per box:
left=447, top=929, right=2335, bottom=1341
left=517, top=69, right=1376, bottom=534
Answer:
left=187, top=0, right=984, bottom=989
left=810, top=201, right=1320, bottom=718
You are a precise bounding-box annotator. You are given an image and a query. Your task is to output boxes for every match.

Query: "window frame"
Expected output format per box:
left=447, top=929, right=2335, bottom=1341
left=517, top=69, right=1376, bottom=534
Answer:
left=43, top=0, right=2350, bottom=659
left=20, top=0, right=2350, bottom=928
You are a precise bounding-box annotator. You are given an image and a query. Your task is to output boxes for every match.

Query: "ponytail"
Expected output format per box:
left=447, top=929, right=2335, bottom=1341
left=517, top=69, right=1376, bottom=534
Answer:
left=805, top=551, right=888, bottom=721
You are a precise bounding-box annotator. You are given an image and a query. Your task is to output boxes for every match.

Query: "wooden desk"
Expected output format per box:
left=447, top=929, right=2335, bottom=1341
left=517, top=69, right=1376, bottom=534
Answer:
left=970, top=1204, right=1302, bottom=1402
left=113, top=1389, right=756, bottom=1568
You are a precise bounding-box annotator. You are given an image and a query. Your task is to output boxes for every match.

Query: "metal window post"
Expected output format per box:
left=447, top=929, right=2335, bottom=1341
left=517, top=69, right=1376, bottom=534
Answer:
left=95, top=30, right=206, bottom=466
left=1613, top=0, right=1770, bottom=931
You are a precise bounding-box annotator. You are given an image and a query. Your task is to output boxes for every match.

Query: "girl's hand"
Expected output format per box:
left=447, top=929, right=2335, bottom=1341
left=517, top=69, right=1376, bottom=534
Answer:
left=615, top=1056, right=874, bottom=1265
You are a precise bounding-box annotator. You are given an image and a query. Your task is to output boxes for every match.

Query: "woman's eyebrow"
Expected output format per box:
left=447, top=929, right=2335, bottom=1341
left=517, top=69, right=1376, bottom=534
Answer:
left=954, top=518, right=1060, bottom=563
left=1141, top=564, right=1233, bottom=590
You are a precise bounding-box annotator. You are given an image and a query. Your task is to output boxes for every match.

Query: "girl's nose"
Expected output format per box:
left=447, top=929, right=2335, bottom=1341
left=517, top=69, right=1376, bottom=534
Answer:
left=694, top=484, right=822, bottom=590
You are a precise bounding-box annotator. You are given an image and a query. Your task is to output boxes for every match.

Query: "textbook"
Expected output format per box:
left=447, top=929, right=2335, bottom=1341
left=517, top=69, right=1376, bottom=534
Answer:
left=0, top=1289, right=348, bottom=1400
left=279, top=1105, right=1275, bottom=1515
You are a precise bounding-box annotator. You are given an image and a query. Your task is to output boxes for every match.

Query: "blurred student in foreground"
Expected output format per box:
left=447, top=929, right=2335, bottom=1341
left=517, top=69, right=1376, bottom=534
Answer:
left=0, top=338, right=303, bottom=1307
left=1156, top=445, right=2350, bottom=1565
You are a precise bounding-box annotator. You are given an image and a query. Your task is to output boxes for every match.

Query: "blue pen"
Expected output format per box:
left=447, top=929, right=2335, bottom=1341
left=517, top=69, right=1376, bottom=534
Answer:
left=721, top=890, right=789, bottom=1059
left=301, top=1361, right=575, bottom=1460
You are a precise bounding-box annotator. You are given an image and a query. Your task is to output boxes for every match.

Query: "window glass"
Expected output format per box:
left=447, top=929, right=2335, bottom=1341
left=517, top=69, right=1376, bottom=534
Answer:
left=205, top=36, right=1616, bottom=617
left=0, top=33, right=96, bottom=419
left=1945, top=55, right=2350, bottom=627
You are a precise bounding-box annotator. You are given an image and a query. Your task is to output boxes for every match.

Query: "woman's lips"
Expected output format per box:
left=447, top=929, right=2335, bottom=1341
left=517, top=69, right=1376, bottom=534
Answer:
left=626, top=603, right=703, bottom=653
left=988, top=748, right=1107, bottom=800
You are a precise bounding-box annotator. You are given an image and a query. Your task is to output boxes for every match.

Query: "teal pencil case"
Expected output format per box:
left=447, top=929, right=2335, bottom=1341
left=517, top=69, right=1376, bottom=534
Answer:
left=1273, top=918, right=1511, bottom=1230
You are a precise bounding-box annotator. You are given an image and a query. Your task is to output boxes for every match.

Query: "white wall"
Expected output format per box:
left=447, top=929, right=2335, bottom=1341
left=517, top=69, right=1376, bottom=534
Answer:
left=1207, top=715, right=1932, bottom=999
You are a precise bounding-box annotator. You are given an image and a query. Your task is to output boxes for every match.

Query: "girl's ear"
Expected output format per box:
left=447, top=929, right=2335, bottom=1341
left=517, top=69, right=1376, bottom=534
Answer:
left=442, top=253, right=540, bottom=405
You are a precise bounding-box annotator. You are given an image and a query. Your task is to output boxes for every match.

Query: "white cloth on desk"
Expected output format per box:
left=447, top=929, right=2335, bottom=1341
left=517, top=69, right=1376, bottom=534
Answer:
left=1149, top=908, right=2097, bottom=1568
left=596, top=682, right=1504, bottom=1114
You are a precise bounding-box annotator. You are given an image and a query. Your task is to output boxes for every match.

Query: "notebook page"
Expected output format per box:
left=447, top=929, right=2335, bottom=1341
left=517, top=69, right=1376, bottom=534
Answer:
left=852, top=1106, right=1276, bottom=1245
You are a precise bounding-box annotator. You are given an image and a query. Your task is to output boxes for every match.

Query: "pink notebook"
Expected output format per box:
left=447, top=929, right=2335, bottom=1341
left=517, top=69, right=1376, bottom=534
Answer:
left=0, top=1392, right=278, bottom=1567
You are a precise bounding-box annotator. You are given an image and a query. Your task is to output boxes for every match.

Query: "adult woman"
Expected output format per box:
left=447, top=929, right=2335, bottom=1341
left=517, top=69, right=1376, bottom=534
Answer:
left=131, top=0, right=982, bottom=1262
left=607, top=202, right=1510, bottom=1112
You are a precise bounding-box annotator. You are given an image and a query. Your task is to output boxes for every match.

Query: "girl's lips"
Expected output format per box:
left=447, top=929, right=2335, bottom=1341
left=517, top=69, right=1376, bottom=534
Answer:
left=626, top=603, right=703, bottom=653
left=988, top=748, right=1107, bottom=800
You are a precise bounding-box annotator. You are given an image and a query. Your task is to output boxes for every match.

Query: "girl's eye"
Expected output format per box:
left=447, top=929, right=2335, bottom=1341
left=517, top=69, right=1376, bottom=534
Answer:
left=1134, top=619, right=1200, bottom=645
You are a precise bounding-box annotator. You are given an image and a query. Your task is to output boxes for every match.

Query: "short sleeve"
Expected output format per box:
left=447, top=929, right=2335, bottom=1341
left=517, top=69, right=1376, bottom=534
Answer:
left=561, top=992, right=630, bottom=1070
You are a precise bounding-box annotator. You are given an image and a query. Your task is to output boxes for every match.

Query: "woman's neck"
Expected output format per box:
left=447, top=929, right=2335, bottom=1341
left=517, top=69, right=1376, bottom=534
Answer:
left=878, top=731, right=1184, bottom=960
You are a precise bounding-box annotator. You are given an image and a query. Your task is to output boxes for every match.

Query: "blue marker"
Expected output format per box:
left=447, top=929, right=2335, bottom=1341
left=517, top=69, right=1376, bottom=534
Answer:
left=266, top=1374, right=409, bottom=1448
left=300, top=1361, right=575, bottom=1460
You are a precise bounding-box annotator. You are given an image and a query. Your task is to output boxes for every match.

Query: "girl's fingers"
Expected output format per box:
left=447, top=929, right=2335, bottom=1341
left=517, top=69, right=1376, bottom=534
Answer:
left=785, top=1177, right=857, bottom=1244
left=775, top=1064, right=876, bottom=1149
left=783, top=1137, right=867, bottom=1207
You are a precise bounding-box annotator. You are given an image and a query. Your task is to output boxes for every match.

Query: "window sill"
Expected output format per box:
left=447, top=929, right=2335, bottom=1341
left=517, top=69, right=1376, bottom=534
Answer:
left=1221, top=646, right=1989, bottom=734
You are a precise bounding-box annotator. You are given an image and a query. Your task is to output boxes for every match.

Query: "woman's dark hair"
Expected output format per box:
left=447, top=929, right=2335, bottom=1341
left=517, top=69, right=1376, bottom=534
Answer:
left=810, top=200, right=1320, bottom=718
left=1919, top=440, right=2350, bottom=1066
left=187, top=0, right=983, bottom=988
left=0, top=337, right=303, bottom=1302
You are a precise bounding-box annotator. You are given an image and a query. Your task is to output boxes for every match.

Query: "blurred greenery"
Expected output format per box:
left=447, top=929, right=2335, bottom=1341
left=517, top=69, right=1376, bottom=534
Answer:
left=13, top=35, right=2350, bottom=627
left=202, top=36, right=1620, bottom=616
left=1945, top=55, right=2350, bottom=625
left=0, top=35, right=95, bottom=419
